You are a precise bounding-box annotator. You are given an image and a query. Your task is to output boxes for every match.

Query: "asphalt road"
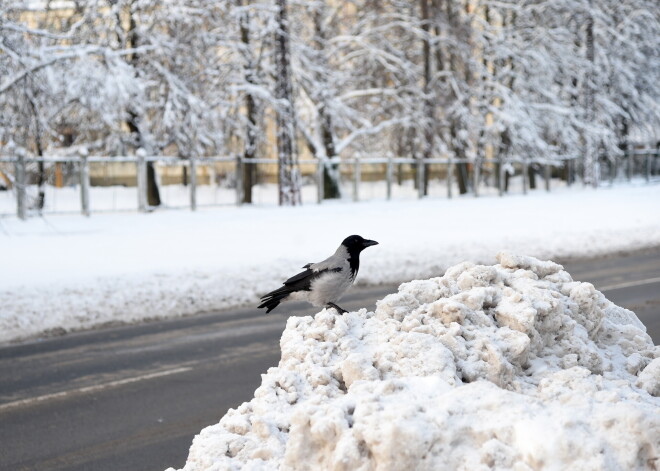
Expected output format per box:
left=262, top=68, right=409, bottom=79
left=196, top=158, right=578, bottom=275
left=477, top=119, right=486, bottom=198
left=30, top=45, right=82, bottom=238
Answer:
left=0, top=248, right=659, bottom=471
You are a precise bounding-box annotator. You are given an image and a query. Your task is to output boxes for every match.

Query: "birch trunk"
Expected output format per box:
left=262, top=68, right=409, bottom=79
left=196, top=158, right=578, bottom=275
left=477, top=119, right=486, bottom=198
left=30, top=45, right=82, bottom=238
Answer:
left=275, top=0, right=301, bottom=206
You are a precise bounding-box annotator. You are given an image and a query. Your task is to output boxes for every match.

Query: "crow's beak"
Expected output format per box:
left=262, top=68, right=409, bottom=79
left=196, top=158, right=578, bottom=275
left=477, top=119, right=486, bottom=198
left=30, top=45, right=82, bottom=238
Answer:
left=362, top=239, right=379, bottom=247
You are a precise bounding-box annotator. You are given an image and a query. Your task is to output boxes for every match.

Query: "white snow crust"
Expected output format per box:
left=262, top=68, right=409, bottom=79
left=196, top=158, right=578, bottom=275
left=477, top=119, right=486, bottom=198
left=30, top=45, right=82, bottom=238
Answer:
left=168, top=253, right=659, bottom=471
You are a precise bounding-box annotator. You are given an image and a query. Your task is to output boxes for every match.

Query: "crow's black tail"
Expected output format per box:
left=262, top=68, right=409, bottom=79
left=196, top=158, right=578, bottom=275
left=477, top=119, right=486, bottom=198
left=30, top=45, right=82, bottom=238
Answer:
left=258, top=286, right=293, bottom=314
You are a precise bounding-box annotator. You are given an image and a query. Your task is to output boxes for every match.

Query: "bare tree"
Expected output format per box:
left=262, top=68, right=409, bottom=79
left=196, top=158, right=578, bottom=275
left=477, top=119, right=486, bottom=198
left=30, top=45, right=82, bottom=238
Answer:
left=2, top=0, right=658, bottom=208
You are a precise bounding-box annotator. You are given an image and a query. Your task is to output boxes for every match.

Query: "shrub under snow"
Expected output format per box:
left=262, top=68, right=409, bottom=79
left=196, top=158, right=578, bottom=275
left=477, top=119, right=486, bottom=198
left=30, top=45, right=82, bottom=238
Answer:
left=169, top=253, right=659, bottom=471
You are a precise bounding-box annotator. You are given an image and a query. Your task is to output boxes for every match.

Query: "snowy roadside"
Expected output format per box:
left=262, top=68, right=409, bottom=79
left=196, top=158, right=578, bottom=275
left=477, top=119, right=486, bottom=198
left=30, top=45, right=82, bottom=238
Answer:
left=1, top=184, right=660, bottom=345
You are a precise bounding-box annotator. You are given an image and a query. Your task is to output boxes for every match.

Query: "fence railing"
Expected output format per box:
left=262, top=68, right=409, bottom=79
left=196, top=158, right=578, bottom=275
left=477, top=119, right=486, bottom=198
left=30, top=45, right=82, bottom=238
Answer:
left=0, top=146, right=658, bottom=219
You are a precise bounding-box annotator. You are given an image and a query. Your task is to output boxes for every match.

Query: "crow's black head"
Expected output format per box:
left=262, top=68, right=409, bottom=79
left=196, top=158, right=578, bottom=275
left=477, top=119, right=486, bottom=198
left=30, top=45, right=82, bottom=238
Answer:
left=342, top=235, right=379, bottom=253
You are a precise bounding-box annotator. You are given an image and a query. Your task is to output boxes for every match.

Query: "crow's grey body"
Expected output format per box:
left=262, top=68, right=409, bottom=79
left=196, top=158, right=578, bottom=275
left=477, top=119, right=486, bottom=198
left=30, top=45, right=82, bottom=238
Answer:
left=258, top=235, right=378, bottom=314
left=287, top=245, right=354, bottom=306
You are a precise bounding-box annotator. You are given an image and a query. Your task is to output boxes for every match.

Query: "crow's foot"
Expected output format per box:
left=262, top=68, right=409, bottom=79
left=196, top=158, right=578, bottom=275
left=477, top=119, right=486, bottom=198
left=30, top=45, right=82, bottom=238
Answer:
left=326, top=303, right=348, bottom=314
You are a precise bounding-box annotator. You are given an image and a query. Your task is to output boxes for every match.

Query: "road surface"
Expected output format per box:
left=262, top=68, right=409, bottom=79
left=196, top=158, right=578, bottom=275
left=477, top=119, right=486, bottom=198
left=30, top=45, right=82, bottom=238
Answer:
left=0, top=248, right=659, bottom=471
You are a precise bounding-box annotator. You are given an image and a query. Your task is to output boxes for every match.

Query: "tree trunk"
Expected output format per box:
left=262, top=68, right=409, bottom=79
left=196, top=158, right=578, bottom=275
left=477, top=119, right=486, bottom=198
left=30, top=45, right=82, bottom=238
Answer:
left=451, top=122, right=469, bottom=194
left=395, top=129, right=405, bottom=185
left=146, top=161, right=160, bottom=205
left=495, top=9, right=515, bottom=192
left=583, top=1, right=596, bottom=187
left=420, top=0, right=433, bottom=196
left=444, top=0, right=468, bottom=195
left=317, top=87, right=341, bottom=191
left=528, top=165, right=537, bottom=189
left=27, top=93, right=46, bottom=210
left=306, top=5, right=341, bottom=199
left=616, top=118, right=630, bottom=181
left=432, top=0, right=445, bottom=73
left=126, top=2, right=160, bottom=206
left=239, top=1, right=258, bottom=204
left=128, top=113, right=161, bottom=206
left=36, top=142, right=46, bottom=211
left=275, top=0, right=301, bottom=206
left=496, top=129, right=511, bottom=192
left=456, top=163, right=469, bottom=194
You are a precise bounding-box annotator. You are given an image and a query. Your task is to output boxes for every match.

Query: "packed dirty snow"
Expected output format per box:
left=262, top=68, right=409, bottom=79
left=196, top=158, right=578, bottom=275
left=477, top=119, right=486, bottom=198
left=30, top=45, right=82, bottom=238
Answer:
left=168, top=253, right=659, bottom=471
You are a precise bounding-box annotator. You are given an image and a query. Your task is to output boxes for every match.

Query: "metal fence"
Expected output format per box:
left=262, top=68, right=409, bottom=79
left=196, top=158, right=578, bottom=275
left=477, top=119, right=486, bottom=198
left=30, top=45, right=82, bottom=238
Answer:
left=0, top=145, right=658, bottom=219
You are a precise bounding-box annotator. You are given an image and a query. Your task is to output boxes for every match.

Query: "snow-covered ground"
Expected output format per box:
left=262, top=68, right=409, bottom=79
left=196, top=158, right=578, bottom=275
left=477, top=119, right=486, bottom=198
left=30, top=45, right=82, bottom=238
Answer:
left=167, top=253, right=659, bottom=471
left=1, top=183, right=659, bottom=344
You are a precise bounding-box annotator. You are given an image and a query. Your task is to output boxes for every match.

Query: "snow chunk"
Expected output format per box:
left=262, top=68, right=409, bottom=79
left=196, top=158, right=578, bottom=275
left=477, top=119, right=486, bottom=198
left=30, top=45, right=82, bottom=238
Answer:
left=637, top=358, right=660, bottom=397
left=496, top=251, right=564, bottom=278
left=168, top=254, right=659, bottom=471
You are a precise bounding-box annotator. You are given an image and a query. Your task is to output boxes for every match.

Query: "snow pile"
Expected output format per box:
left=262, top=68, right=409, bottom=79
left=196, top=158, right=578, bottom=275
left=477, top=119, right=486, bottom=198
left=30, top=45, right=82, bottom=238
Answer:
left=169, top=253, right=659, bottom=471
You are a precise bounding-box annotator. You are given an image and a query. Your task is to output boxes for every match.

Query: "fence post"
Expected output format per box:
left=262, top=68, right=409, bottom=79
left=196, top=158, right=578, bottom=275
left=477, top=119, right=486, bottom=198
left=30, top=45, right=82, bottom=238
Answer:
left=15, top=149, right=27, bottom=220
left=79, top=149, right=90, bottom=217
left=645, top=151, right=651, bottom=182
left=316, top=159, right=324, bottom=204
left=498, top=157, right=504, bottom=197
left=136, top=149, right=147, bottom=212
left=544, top=163, right=551, bottom=192
left=522, top=160, right=528, bottom=195
left=473, top=158, right=480, bottom=197
left=386, top=155, right=393, bottom=200
left=189, top=156, right=197, bottom=211
left=352, top=158, right=360, bottom=202
left=447, top=157, right=453, bottom=199
left=235, top=154, right=243, bottom=206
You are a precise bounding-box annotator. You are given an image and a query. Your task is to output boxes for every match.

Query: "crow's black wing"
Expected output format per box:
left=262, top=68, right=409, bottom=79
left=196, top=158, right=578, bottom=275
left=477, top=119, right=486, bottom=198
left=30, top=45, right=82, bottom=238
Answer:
left=257, top=268, right=315, bottom=314
left=258, top=266, right=342, bottom=314
left=282, top=266, right=315, bottom=287
left=282, top=265, right=342, bottom=290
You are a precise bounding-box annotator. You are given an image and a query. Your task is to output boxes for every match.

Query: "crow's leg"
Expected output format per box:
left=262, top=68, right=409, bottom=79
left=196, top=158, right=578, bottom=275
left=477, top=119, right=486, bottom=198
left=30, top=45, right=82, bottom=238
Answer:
left=326, top=303, right=348, bottom=314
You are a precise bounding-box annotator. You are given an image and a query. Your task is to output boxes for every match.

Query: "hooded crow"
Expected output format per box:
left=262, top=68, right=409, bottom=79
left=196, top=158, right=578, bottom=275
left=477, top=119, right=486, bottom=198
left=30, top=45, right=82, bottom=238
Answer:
left=258, top=235, right=379, bottom=314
